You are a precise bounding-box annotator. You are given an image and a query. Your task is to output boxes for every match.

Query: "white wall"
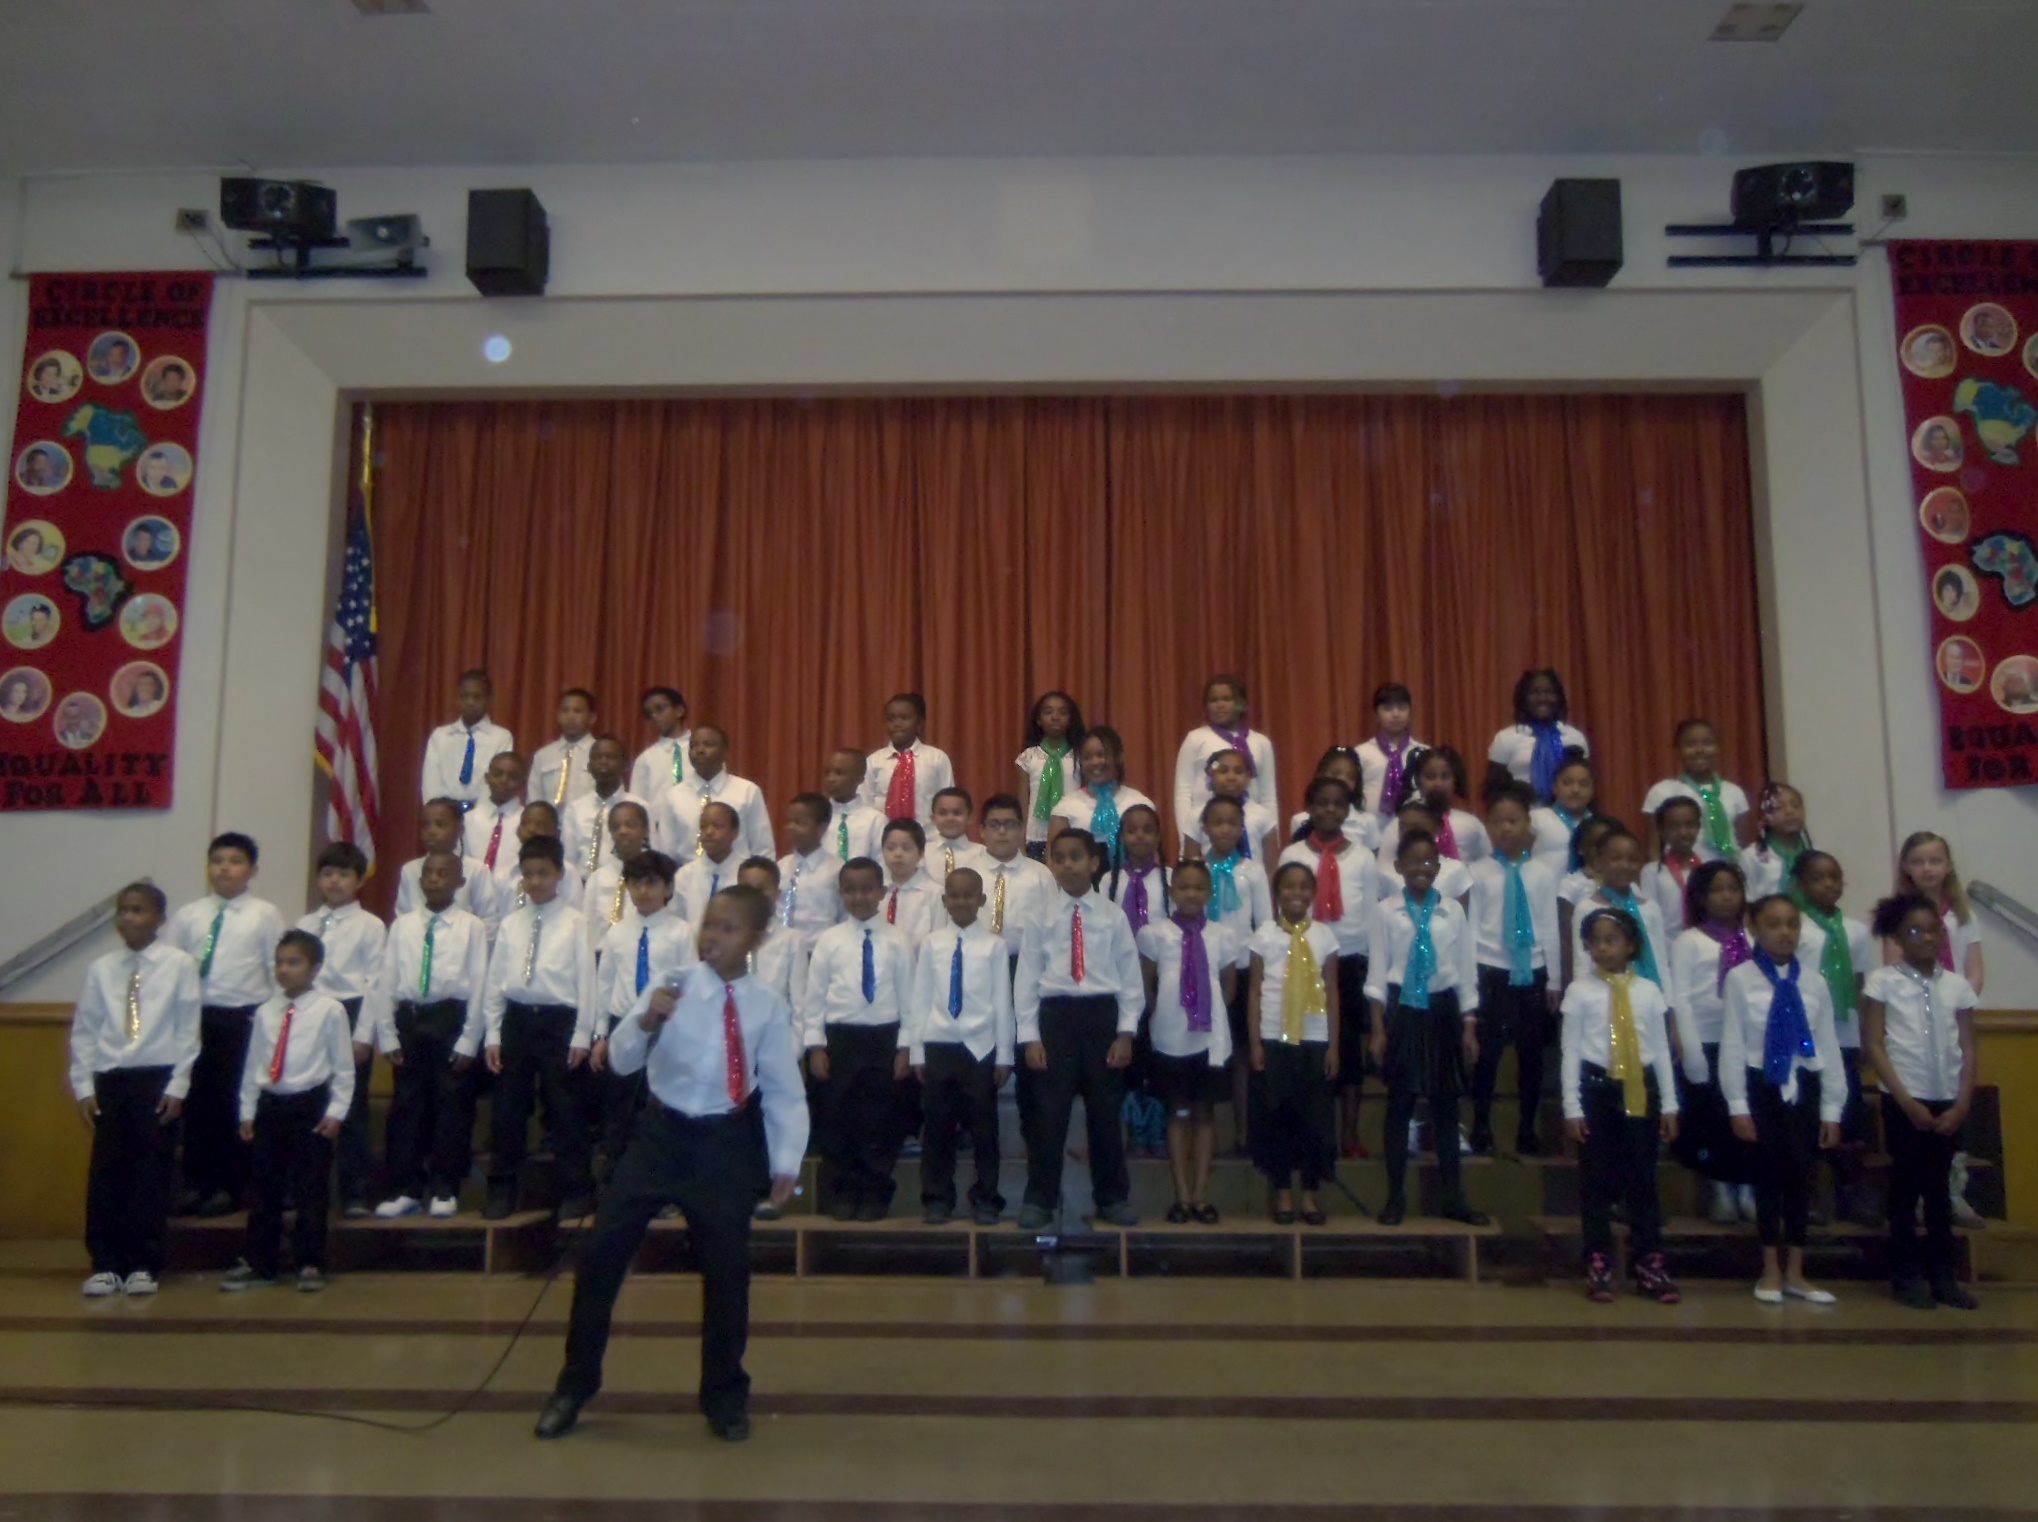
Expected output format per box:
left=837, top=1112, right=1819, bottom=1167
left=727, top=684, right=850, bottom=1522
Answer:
left=3, top=153, right=2036, bottom=1003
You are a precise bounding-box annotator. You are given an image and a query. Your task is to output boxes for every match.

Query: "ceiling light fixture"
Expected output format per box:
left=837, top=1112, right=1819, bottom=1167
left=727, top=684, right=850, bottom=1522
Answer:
left=351, top=0, right=430, bottom=15
left=1710, top=3, right=1803, bottom=41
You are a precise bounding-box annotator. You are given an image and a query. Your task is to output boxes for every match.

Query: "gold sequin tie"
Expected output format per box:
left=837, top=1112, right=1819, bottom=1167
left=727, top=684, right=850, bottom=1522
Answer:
left=523, top=914, right=542, bottom=983
left=587, top=803, right=606, bottom=874
left=124, top=961, right=143, bottom=1043
left=993, top=868, right=1007, bottom=935
left=610, top=876, right=626, bottom=925
left=553, top=749, right=572, bottom=806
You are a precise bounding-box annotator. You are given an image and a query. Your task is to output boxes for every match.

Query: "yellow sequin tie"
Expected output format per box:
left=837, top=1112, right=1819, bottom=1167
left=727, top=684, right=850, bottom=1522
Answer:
left=1280, top=918, right=1326, bottom=1044
left=1603, top=969, right=1648, bottom=1118
left=553, top=748, right=572, bottom=806
left=609, top=877, right=626, bottom=925
left=124, top=962, right=143, bottom=1043
left=587, top=802, right=606, bottom=874
left=993, top=868, right=1007, bottom=936
left=523, top=914, right=542, bottom=983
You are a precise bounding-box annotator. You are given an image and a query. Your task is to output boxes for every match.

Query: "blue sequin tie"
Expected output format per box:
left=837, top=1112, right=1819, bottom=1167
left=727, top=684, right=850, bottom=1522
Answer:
left=458, top=731, right=475, bottom=787
left=949, top=937, right=964, bottom=1017
left=862, top=927, right=876, bottom=1003
left=635, top=927, right=651, bottom=995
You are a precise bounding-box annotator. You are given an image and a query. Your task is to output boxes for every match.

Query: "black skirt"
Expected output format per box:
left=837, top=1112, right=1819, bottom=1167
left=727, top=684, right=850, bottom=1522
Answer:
left=1150, top=1048, right=1230, bottom=1109
left=1381, top=984, right=1467, bottom=1099
left=1335, top=953, right=1370, bottom=1083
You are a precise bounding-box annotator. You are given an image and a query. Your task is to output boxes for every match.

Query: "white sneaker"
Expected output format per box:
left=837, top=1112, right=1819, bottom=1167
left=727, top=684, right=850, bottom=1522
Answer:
left=1458, top=1127, right=1476, bottom=1155
left=1737, top=1184, right=1759, bottom=1223
left=1408, top=1119, right=1425, bottom=1154
left=1708, top=1182, right=1739, bottom=1225
left=81, top=1271, right=122, bottom=1298
left=427, top=1196, right=459, bottom=1219
left=374, top=1195, right=422, bottom=1219
left=123, top=1270, right=159, bottom=1297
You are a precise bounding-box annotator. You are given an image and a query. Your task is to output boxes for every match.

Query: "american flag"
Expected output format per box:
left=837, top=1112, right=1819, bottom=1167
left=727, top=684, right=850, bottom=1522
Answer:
left=314, top=499, right=382, bottom=870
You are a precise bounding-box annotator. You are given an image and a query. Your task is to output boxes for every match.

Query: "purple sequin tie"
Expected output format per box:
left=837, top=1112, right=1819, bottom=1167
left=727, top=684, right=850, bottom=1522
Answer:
left=1174, top=911, right=1212, bottom=1032
left=1211, top=722, right=1257, bottom=776
left=1378, top=734, right=1409, bottom=816
left=1702, top=919, right=1754, bottom=994
left=1124, top=867, right=1151, bottom=931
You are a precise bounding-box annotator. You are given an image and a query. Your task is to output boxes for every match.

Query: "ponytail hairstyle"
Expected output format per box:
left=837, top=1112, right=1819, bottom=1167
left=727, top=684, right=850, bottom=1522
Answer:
left=1894, top=829, right=1973, bottom=925
left=1755, top=781, right=1811, bottom=856
left=1511, top=667, right=1571, bottom=726
left=1683, top=859, right=1749, bottom=929
left=1023, top=690, right=1088, bottom=753
left=1578, top=906, right=1642, bottom=967
left=1871, top=891, right=1941, bottom=942
left=1293, top=774, right=1356, bottom=842
left=1106, top=804, right=1173, bottom=916
left=1390, top=745, right=1466, bottom=815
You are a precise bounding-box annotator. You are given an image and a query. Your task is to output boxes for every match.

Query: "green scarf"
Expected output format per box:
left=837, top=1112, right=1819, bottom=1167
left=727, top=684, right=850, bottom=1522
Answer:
left=1682, top=774, right=1735, bottom=855
left=1788, top=887, right=1856, bottom=1026
left=1033, top=740, right=1070, bottom=821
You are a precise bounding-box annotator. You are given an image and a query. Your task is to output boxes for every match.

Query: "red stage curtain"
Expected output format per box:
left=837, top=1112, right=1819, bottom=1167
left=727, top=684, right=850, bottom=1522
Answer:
left=366, top=394, right=1763, bottom=907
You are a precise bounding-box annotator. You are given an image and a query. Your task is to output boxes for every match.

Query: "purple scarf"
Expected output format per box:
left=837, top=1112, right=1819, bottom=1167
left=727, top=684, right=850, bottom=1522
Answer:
left=1700, top=918, right=1754, bottom=994
left=1211, top=722, right=1257, bottom=776
left=1123, top=864, right=1153, bottom=931
left=1377, top=733, right=1410, bottom=818
left=1174, top=911, right=1212, bottom=1032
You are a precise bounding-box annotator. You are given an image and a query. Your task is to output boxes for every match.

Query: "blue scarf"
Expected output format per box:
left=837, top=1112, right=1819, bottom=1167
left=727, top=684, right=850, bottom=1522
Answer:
left=1753, top=946, right=1816, bottom=1088
left=1553, top=804, right=1589, bottom=873
left=1089, top=782, right=1122, bottom=862
left=1401, top=888, right=1439, bottom=1011
left=1529, top=720, right=1566, bottom=802
left=1499, top=850, right=1537, bottom=987
left=1207, top=851, right=1242, bottom=920
left=1603, top=885, right=1662, bottom=988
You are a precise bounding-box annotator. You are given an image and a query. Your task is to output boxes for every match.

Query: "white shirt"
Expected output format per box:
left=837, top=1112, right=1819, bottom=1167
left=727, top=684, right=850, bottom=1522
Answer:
left=1015, top=744, right=1079, bottom=844
left=1466, top=854, right=1560, bottom=972
left=397, top=854, right=502, bottom=938
left=1489, top=721, right=1591, bottom=790
left=1568, top=889, right=1669, bottom=991
left=1355, top=735, right=1426, bottom=817
left=1250, top=919, right=1340, bottom=1043
left=483, top=899, right=595, bottom=1049
left=908, top=920, right=1016, bottom=1064
left=1190, top=798, right=1281, bottom=859
left=800, top=915, right=914, bottom=1048
left=880, top=875, right=942, bottom=954
left=778, top=848, right=846, bottom=951
left=863, top=739, right=956, bottom=827
left=1667, top=925, right=1745, bottom=1072
left=1015, top=889, right=1145, bottom=1042
left=1364, top=892, right=1481, bottom=1009
left=1105, top=860, right=1170, bottom=932
left=1138, top=916, right=1236, bottom=1061
left=1372, top=855, right=1473, bottom=913
left=595, top=906, right=698, bottom=1035
left=653, top=771, right=775, bottom=862
left=1560, top=974, right=1681, bottom=1121
left=239, top=990, right=355, bottom=1123
left=166, top=894, right=286, bottom=1008
left=1204, top=855, right=1273, bottom=969
left=825, top=799, right=887, bottom=864
left=1639, top=857, right=1698, bottom=936
left=1379, top=809, right=1492, bottom=866
left=1285, top=809, right=1381, bottom=854
left=69, top=941, right=202, bottom=1098
left=1736, top=844, right=1792, bottom=902
left=629, top=730, right=693, bottom=804
left=979, top=853, right=1057, bottom=956
left=296, top=902, right=387, bottom=1004
left=1049, top=783, right=1156, bottom=842
left=1279, top=838, right=1376, bottom=958
left=421, top=718, right=515, bottom=810
left=613, top=965, right=810, bottom=1179
left=1720, top=958, right=1845, bottom=1120
left=1529, top=805, right=1588, bottom=875
left=1642, top=777, right=1751, bottom=864
left=368, top=905, right=491, bottom=1057
left=918, top=836, right=989, bottom=893
left=462, top=798, right=525, bottom=874
left=1797, top=913, right=1875, bottom=1050
left=1865, top=964, right=1977, bottom=1103
left=749, top=921, right=802, bottom=1005
left=675, top=854, right=743, bottom=930
left=1173, top=725, right=1279, bottom=832
left=579, top=860, right=638, bottom=955
left=561, top=787, right=646, bottom=878
left=530, top=734, right=597, bottom=810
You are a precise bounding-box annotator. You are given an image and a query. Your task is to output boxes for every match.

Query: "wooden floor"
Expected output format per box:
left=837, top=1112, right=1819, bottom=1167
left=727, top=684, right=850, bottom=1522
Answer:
left=3, top=1239, right=2037, bottom=1520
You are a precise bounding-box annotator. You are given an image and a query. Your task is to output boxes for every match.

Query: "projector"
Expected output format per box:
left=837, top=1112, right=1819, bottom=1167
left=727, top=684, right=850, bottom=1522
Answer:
left=346, top=214, right=429, bottom=256
left=220, top=178, right=338, bottom=242
left=1730, top=162, right=1854, bottom=230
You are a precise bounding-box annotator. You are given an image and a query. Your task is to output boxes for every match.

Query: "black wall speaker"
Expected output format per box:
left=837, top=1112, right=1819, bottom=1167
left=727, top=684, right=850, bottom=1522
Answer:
left=466, top=188, right=550, bottom=297
left=1537, top=179, right=1623, bottom=289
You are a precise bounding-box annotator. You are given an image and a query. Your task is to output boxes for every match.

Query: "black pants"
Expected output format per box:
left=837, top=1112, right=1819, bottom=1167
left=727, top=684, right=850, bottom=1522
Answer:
left=1884, top=1094, right=1960, bottom=1286
left=185, top=1004, right=257, bottom=1202
left=247, top=1087, right=334, bottom=1276
left=591, top=1067, right=646, bottom=1183
left=86, top=1066, right=179, bottom=1277
left=491, top=1002, right=590, bottom=1198
left=557, top=1099, right=765, bottom=1423
left=1024, top=995, right=1130, bottom=1213
left=1578, top=1064, right=1662, bottom=1259
left=920, top=1042, right=1002, bottom=1211
left=387, top=999, right=472, bottom=1200
left=335, top=998, right=374, bottom=1207
left=1747, top=1067, right=1822, bottom=1249
left=1471, top=966, right=1550, bottom=1144
left=1673, top=1041, right=1758, bottom=1185
left=820, top=1022, right=904, bottom=1210
left=1251, top=1041, right=1335, bottom=1188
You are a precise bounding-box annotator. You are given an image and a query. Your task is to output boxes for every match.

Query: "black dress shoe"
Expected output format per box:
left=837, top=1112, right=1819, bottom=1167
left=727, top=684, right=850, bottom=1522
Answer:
left=1442, top=1202, right=1492, bottom=1227
left=1514, top=1133, right=1543, bottom=1157
left=534, top=1392, right=584, bottom=1439
left=709, top=1410, right=751, bottom=1442
left=483, top=1188, right=518, bottom=1222
left=1377, top=1197, right=1407, bottom=1226
left=196, top=1190, right=239, bottom=1219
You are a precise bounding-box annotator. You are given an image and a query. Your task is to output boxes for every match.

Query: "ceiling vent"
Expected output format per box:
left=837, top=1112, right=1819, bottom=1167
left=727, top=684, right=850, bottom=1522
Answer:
left=1711, top=3, right=1803, bottom=40
left=352, top=0, right=430, bottom=15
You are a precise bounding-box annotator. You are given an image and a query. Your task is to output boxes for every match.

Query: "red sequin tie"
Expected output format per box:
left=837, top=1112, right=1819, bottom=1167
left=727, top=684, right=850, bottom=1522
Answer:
left=485, top=815, right=504, bottom=870
left=722, top=982, right=748, bottom=1104
left=1313, top=837, right=1344, bottom=922
left=268, top=1002, right=295, bottom=1085
left=888, top=887, right=899, bottom=925
left=1071, top=905, right=1086, bottom=984
left=885, top=748, right=917, bottom=821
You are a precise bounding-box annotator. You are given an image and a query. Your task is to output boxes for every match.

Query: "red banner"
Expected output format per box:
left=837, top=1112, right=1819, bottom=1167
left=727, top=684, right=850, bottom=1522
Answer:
left=1, top=272, right=212, bottom=810
left=1889, top=241, right=2038, bottom=789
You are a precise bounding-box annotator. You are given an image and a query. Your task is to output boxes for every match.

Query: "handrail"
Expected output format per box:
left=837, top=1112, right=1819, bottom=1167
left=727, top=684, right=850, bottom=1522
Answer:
left=1971, top=881, right=2038, bottom=948
left=0, top=883, right=142, bottom=996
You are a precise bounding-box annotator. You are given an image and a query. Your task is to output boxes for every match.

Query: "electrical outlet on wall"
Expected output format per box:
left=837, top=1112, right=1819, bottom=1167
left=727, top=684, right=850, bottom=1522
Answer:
left=1881, top=194, right=1909, bottom=221
left=174, top=208, right=210, bottom=233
